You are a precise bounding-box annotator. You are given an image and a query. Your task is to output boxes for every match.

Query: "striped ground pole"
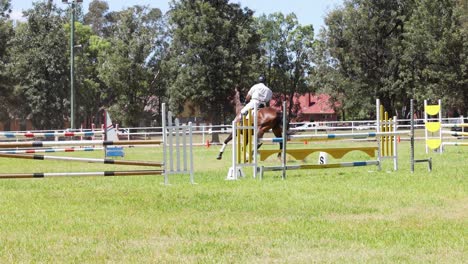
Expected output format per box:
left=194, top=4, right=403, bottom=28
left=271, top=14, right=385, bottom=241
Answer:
left=0, top=131, right=104, bottom=138
left=0, top=140, right=163, bottom=149
left=441, top=123, right=468, bottom=128
left=0, top=153, right=163, bottom=167
left=261, top=160, right=379, bottom=172
left=442, top=142, right=468, bottom=146
left=0, top=147, right=103, bottom=154
left=441, top=131, right=468, bottom=137
left=0, top=170, right=164, bottom=179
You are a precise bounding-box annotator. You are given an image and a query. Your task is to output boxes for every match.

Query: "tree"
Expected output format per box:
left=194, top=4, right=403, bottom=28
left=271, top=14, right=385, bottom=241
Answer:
left=0, top=0, right=14, bottom=124
left=66, top=21, right=110, bottom=127
left=319, top=0, right=413, bottom=118
left=319, top=0, right=467, bottom=118
left=0, top=0, right=10, bottom=18
left=458, top=0, right=468, bottom=25
left=165, top=0, right=260, bottom=126
left=311, top=38, right=352, bottom=120
left=83, top=0, right=109, bottom=36
left=256, top=13, right=315, bottom=117
left=96, top=5, right=165, bottom=126
left=8, top=1, right=69, bottom=129
left=401, top=0, right=468, bottom=116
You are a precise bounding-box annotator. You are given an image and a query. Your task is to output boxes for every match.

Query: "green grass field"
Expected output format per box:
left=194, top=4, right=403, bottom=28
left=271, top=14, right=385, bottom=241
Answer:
left=0, top=140, right=466, bottom=263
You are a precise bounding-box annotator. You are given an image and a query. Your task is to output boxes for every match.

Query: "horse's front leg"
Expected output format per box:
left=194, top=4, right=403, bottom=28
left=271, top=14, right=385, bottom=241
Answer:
left=256, top=126, right=268, bottom=150
left=217, top=133, right=233, bottom=160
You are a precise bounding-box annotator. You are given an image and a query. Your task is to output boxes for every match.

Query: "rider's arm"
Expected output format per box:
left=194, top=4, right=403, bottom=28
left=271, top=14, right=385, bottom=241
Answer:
left=245, top=94, right=252, bottom=103
left=265, top=87, right=273, bottom=104
left=245, top=85, right=255, bottom=104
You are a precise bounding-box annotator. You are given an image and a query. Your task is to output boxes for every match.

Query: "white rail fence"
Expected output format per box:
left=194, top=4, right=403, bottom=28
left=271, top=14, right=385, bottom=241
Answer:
left=2, top=117, right=466, bottom=145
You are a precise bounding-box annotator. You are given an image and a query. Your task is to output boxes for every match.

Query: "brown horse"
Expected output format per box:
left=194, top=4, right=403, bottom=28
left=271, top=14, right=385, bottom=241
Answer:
left=216, top=89, right=284, bottom=160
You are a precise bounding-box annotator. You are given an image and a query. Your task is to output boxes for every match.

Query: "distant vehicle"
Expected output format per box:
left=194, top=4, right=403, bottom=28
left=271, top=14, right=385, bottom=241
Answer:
left=208, top=127, right=232, bottom=134
left=355, top=123, right=374, bottom=130
left=448, top=118, right=465, bottom=132
left=295, top=122, right=318, bottom=131
left=117, top=128, right=133, bottom=140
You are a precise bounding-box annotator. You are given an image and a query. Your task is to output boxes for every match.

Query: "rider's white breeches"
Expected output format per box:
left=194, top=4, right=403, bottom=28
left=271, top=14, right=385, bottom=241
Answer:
left=240, top=100, right=261, bottom=115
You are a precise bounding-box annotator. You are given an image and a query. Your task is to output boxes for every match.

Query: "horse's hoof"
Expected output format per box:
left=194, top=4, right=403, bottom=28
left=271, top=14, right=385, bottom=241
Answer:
left=216, top=155, right=222, bottom=160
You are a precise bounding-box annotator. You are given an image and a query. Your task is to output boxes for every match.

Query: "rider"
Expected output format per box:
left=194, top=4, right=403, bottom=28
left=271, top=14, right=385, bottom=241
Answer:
left=240, top=75, right=273, bottom=116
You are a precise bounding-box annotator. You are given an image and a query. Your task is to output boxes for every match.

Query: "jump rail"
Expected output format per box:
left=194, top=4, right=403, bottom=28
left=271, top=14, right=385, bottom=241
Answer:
left=0, top=170, right=163, bottom=179
left=0, top=131, right=104, bottom=138
left=228, top=99, right=406, bottom=180
left=0, top=153, right=163, bottom=167
left=0, top=140, right=162, bottom=149
left=0, top=147, right=104, bottom=154
left=258, top=99, right=402, bottom=178
left=0, top=103, right=194, bottom=184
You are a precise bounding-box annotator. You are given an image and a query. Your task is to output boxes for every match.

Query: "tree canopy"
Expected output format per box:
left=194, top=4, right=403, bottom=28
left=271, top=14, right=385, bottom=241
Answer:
left=256, top=13, right=315, bottom=116
left=164, top=0, right=260, bottom=124
left=8, top=1, right=69, bottom=129
left=318, top=0, right=467, bottom=118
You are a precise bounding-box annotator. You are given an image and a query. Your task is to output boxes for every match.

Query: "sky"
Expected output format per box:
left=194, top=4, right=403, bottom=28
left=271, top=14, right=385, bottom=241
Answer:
left=9, top=0, right=343, bottom=34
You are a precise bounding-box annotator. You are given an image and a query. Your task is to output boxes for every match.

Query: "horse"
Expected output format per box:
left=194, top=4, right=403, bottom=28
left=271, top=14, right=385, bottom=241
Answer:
left=216, top=88, right=284, bottom=160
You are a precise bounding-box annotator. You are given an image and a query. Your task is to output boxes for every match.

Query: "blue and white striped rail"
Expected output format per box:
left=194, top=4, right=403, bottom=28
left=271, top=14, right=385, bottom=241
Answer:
left=0, top=131, right=104, bottom=138
left=0, top=147, right=103, bottom=154
left=261, top=131, right=409, bottom=143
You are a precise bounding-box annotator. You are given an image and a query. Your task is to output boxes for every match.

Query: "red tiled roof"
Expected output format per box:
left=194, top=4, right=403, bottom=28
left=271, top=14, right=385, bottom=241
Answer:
left=270, top=93, right=338, bottom=114
left=300, top=94, right=336, bottom=114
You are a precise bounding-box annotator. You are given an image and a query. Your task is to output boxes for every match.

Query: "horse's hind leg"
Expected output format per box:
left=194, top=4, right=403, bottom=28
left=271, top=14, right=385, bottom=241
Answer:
left=217, top=134, right=232, bottom=160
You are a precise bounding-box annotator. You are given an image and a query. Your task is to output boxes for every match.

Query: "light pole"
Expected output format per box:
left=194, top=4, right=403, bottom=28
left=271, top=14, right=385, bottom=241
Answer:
left=62, top=0, right=82, bottom=129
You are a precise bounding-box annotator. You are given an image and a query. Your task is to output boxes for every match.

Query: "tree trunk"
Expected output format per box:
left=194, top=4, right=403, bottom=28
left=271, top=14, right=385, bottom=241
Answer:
left=210, top=104, right=222, bottom=143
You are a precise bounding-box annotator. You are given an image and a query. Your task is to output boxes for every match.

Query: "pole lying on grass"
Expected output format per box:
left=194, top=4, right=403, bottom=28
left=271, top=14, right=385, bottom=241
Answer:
left=442, top=142, right=468, bottom=146
left=0, top=140, right=162, bottom=149
left=440, top=131, right=468, bottom=137
left=0, top=170, right=164, bottom=179
left=0, top=153, right=163, bottom=167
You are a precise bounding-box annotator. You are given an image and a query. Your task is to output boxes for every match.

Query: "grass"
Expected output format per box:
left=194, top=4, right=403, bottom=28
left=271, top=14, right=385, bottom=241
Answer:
left=0, top=140, right=466, bottom=263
